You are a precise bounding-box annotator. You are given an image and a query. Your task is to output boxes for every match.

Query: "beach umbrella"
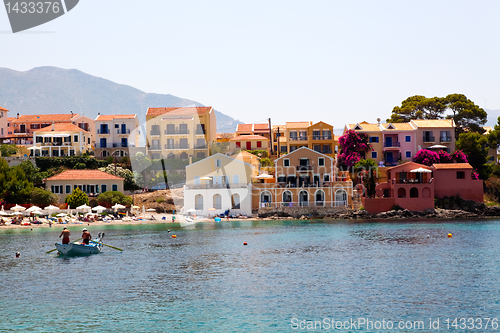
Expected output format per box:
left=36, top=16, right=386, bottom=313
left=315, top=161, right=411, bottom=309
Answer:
left=131, top=205, right=140, bottom=210
left=410, top=167, right=432, bottom=173
left=11, top=205, right=26, bottom=211
left=146, top=208, right=156, bottom=212
left=92, top=205, right=107, bottom=213
left=77, top=204, right=91, bottom=210
left=256, top=173, right=273, bottom=179
left=56, top=213, right=67, bottom=217
left=0, top=211, right=9, bottom=216
left=187, top=208, right=197, bottom=213
left=207, top=208, right=217, bottom=211
left=12, top=211, right=24, bottom=215
left=26, top=205, right=42, bottom=213
left=111, top=203, right=126, bottom=210
left=44, top=205, right=59, bottom=211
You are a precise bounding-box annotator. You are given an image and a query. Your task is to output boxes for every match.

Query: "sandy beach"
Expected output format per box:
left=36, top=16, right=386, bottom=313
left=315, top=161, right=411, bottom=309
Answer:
left=0, top=213, right=255, bottom=230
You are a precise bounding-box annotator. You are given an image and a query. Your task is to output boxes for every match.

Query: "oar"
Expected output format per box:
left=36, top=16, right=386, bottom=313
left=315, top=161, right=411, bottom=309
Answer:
left=100, top=243, right=123, bottom=251
left=46, top=238, right=83, bottom=254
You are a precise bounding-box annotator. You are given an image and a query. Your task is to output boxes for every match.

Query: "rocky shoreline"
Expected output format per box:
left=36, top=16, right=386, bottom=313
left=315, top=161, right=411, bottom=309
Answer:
left=258, top=203, right=500, bottom=221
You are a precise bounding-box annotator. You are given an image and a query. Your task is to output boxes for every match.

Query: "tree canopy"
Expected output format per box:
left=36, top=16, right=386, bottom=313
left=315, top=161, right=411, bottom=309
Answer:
left=0, top=158, right=33, bottom=204
left=387, top=94, right=487, bottom=138
left=456, top=132, right=491, bottom=180
left=64, top=187, right=89, bottom=208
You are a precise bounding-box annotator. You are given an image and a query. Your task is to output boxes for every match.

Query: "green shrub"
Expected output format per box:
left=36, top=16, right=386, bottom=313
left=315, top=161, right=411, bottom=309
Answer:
left=156, top=197, right=165, bottom=204
left=97, top=191, right=133, bottom=207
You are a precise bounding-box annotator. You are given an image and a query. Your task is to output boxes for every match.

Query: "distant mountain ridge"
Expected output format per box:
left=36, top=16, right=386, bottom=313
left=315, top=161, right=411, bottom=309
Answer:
left=0, top=66, right=242, bottom=133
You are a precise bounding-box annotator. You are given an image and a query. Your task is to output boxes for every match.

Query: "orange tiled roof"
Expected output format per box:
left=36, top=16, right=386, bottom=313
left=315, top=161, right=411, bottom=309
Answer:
left=7, top=117, right=15, bottom=122
left=272, top=125, right=285, bottom=131
left=46, top=169, right=124, bottom=181
left=411, top=119, right=455, bottom=128
left=11, top=114, right=78, bottom=123
left=432, top=163, right=472, bottom=170
left=348, top=123, right=382, bottom=131
left=146, top=107, right=212, bottom=116
left=34, top=123, right=90, bottom=133
left=286, top=121, right=312, bottom=129
left=230, top=135, right=268, bottom=141
left=253, top=123, right=269, bottom=131
left=96, top=114, right=136, bottom=121
left=383, top=123, right=413, bottom=130
left=236, top=124, right=253, bottom=132
left=0, top=106, right=9, bottom=112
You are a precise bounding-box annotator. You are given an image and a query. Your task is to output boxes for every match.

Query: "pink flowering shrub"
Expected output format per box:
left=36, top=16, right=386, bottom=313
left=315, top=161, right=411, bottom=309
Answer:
left=452, top=150, right=468, bottom=163
left=472, top=169, right=479, bottom=180
left=338, top=130, right=371, bottom=167
left=437, top=150, right=452, bottom=163
left=413, top=149, right=440, bottom=166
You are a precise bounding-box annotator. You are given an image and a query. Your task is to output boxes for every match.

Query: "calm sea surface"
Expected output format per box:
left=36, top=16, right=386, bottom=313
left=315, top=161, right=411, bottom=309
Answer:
left=1, top=219, right=500, bottom=332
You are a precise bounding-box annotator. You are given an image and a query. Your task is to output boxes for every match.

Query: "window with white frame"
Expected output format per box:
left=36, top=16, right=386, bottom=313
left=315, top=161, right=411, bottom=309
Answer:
left=216, top=159, right=221, bottom=167
left=284, top=159, right=290, bottom=167
left=323, top=174, right=330, bottom=182
left=406, top=151, right=411, bottom=158
left=405, top=135, right=411, bottom=142
left=318, top=158, right=325, bottom=166
left=371, top=151, right=377, bottom=158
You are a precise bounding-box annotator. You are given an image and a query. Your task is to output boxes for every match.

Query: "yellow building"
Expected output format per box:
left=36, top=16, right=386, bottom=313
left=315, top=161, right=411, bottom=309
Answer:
left=145, top=107, right=216, bottom=161
left=30, top=123, right=93, bottom=157
left=44, top=169, right=124, bottom=203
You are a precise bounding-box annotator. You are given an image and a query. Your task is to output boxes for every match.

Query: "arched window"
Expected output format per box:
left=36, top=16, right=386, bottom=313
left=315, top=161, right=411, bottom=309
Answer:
left=299, top=190, right=309, bottom=207
left=195, top=194, right=203, bottom=210
left=422, top=187, right=431, bottom=198
left=282, top=190, right=292, bottom=205
left=398, top=188, right=406, bottom=198
left=410, top=187, right=419, bottom=198
left=100, top=151, right=109, bottom=157
left=260, top=191, right=272, bottom=207
left=180, top=152, right=188, bottom=160
left=167, top=153, right=176, bottom=159
left=213, top=194, right=222, bottom=209
left=231, top=194, right=240, bottom=209
left=315, top=190, right=325, bottom=206
left=335, top=189, right=347, bottom=207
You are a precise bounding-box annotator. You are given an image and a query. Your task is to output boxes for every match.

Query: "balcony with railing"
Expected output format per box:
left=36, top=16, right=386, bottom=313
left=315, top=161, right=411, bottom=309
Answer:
left=150, top=130, right=161, bottom=136
left=290, top=135, right=308, bottom=141
left=440, top=136, right=452, bottom=143
left=296, top=165, right=314, bottom=172
left=118, top=129, right=131, bottom=135
left=13, top=129, right=30, bottom=135
left=194, top=144, right=208, bottom=149
left=196, top=129, right=206, bottom=135
left=165, top=144, right=190, bottom=150
left=147, top=145, right=161, bottom=151
left=97, top=129, right=110, bottom=134
left=423, top=136, right=435, bottom=143
left=165, top=129, right=190, bottom=135
left=384, top=141, right=401, bottom=148
left=259, top=201, right=348, bottom=208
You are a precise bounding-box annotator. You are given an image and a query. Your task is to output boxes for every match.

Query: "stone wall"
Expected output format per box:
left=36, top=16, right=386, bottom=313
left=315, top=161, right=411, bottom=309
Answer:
left=258, top=205, right=348, bottom=218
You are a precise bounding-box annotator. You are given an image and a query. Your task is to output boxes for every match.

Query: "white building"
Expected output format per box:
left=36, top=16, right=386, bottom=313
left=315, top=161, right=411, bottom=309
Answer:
left=183, top=153, right=254, bottom=217
left=95, top=114, right=140, bottom=158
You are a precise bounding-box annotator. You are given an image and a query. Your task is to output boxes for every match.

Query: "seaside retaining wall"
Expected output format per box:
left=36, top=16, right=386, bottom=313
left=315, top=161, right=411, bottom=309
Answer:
left=258, top=206, right=348, bottom=218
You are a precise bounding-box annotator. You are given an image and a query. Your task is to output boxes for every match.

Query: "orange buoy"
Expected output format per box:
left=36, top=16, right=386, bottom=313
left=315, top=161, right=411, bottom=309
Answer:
left=243, top=242, right=247, bottom=245
left=172, top=235, right=177, bottom=238
left=447, top=233, right=452, bottom=238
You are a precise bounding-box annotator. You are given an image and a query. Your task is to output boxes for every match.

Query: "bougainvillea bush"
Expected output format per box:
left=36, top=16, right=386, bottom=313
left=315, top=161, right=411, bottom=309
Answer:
left=451, top=150, right=468, bottom=163
left=413, top=149, right=440, bottom=166
left=338, top=130, right=371, bottom=168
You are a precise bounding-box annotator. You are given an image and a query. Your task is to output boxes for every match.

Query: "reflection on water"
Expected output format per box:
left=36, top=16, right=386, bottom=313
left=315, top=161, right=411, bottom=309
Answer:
left=1, top=219, right=500, bottom=332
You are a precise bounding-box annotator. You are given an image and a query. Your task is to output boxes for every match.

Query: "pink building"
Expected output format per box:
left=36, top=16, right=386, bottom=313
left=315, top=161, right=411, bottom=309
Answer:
left=411, top=119, right=455, bottom=153
left=432, top=163, right=483, bottom=202
left=363, top=161, right=482, bottom=214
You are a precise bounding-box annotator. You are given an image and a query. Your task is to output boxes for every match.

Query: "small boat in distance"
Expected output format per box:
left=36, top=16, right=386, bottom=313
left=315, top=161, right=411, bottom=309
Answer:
left=55, top=233, right=104, bottom=256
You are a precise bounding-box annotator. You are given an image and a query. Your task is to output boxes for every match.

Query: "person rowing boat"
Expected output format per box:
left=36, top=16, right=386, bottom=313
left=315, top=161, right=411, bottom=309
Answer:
left=59, top=227, right=70, bottom=244
left=82, top=228, right=92, bottom=244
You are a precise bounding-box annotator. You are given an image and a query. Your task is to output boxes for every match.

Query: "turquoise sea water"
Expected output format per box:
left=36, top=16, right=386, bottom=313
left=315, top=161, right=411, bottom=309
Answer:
left=1, top=219, right=500, bottom=332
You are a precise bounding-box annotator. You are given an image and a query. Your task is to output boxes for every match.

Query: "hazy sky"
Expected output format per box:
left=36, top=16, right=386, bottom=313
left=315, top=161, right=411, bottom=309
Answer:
left=1, top=0, right=499, bottom=130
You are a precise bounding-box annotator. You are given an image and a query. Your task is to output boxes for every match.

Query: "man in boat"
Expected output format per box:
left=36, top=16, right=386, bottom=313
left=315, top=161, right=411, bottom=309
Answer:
left=59, top=227, right=71, bottom=244
left=82, top=228, right=92, bottom=245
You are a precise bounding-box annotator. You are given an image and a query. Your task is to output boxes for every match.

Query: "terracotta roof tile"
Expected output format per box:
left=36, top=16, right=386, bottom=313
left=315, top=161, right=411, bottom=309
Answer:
left=286, top=121, right=312, bottom=129
left=348, top=123, right=382, bottom=131
left=34, top=123, right=90, bottom=133
left=432, top=163, right=472, bottom=170
left=96, top=114, right=136, bottom=121
left=236, top=124, right=253, bottom=132
left=46, top=169, right=124, bottom=181
left=253, top=123, right=269, bottom=131
left=230, top=135, right=269, bottom=141
left=12, top=114, right=78, bottom=123
left=146, top=107, right=212, bottom=116
left=411, top=119, right=455, bottom=128
left=0, top=106, right=8, bottom=112
left=383, top=123, right=413, bottom=130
